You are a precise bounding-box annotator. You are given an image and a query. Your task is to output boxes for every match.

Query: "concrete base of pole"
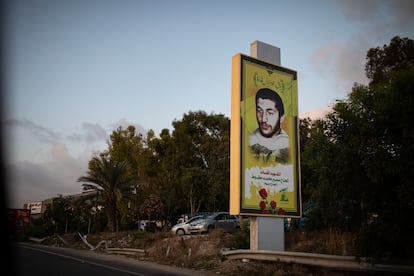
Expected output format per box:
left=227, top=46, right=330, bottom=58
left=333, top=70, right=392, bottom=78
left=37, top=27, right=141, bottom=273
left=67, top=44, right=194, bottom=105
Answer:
left=250, top=216, right=285, bottom=251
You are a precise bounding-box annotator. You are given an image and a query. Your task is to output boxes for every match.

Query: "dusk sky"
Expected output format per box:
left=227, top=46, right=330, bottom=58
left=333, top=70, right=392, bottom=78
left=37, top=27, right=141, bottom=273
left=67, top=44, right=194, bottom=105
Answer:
left=3, top=0, right=414, bottom=208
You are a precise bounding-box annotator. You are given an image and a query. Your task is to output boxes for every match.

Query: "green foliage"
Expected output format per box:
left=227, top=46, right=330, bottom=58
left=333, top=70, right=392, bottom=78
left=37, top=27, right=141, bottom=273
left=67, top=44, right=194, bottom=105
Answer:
left=301, top=36, right=414, bottom=259
left=171, top=111, right=230, bottom=214
left=228, top=229, right=249, bottom=249
left=129, top=229, right=148, bottom=240
left=140, top=194, right=164, bottom=220
left=11, top=224, right=53, bottom=242
left=77, top=153, right=137, bottom=232
left=74, top=111, right=230, bottom=234
left=228, top=218, right=250, bottom=249
left=44, top=196, right=73, bottom=233
left=365, top=36, right=414, bottom=85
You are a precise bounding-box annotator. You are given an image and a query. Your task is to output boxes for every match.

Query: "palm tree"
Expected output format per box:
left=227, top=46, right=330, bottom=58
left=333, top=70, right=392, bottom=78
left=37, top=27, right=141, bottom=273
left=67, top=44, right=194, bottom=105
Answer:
left=77, top=153, right=135, bottom=232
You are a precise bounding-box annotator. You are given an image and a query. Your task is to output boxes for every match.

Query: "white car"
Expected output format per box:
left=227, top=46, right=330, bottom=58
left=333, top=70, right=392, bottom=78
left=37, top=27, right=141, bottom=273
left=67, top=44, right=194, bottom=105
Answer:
left=171, top=215, right=204, bottom=235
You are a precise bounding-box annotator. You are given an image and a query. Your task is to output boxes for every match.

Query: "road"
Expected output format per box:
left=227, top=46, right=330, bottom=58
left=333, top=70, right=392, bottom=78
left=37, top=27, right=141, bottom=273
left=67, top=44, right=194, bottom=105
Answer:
left=11, top=243, right=213, bottom=276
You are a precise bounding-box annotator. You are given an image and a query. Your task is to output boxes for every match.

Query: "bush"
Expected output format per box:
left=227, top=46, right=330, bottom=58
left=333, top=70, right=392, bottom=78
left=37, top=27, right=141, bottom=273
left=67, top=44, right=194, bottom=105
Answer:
left=11, top=224, right=52, bottom=242
left=228, top=219, right=250, bottom=249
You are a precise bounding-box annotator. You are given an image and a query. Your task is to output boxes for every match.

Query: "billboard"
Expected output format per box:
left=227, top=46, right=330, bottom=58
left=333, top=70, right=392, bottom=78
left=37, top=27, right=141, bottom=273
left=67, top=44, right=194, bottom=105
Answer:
left=9, top=209, right=31, bottom=231
left=230, top=53, right=301, bottom=217
left=27, top=201, right=43, bottom=214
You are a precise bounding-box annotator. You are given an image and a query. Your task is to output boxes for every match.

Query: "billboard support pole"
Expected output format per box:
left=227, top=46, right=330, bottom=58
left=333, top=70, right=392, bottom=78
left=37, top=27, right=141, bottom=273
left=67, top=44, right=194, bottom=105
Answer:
left=249, top=41, right=285, bottom=251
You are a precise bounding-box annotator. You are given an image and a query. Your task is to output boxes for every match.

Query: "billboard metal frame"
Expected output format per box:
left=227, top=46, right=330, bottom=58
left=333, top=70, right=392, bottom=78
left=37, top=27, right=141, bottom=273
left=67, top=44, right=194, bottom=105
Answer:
left=230, top=53, right=301, bottom=218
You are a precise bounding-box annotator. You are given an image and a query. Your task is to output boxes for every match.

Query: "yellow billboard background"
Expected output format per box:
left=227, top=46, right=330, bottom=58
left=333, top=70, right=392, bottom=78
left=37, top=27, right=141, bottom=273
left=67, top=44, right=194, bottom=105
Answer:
left=230, top=53, right=301, bottom=217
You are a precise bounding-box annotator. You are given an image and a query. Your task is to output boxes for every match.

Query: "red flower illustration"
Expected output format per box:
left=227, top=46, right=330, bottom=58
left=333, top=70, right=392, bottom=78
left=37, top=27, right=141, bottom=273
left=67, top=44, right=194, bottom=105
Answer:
left=258, top=188, right=268, bottom=199
left=259, top=201, right=266, bottom=210
left=258, top=188, right=281, bottom=215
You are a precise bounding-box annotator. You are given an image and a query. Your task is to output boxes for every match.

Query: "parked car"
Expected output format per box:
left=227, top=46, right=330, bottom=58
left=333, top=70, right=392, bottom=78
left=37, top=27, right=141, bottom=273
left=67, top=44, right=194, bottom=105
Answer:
left=175, top=212, right=212, bottom=224
left=189, top=212, right=240, bottom=234
left=170, top=215, right=204, bottom=235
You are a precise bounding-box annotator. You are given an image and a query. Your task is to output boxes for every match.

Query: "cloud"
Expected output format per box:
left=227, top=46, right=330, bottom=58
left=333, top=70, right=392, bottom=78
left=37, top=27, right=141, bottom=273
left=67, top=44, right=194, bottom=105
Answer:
left=2, top=118, right=101, bottom=208
left=6, top=160, right=84, bottom=208
left=311, top=41, right=369, bottom=94
left=315, top=0, right=414, bottom=98
left=4, top=118, right=61, bottom=144
left=300, top=106, right=333, bottom=120
left=109, top=118, right=148, bottom=136
left=336, top=0, right=379, bottom=22
left=82, top=122, right=108, bottom=141
left=51, top=143, right=80, bottom=165
left=387, top=0, right=414, bottom=31
left=4, top=117, right=149, bottom=208
left=336, top=0, right=414, bottom=32
left=67, top=122, right=108, bottom=144
left=6, top=144, right=87, bottom=208
left=4, top=118, right=110, bottom=149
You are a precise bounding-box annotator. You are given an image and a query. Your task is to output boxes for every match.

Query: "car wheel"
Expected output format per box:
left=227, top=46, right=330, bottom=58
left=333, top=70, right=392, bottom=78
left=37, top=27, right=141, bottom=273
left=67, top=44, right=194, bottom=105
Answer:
left=176, top=229, right=185, bottom=235
left=207, top=225, right=215, bottom=233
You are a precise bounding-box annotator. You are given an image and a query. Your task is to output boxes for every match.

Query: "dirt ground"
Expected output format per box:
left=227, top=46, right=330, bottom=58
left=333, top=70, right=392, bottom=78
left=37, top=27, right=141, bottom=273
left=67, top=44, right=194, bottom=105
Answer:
left=34, top=229, right=364, bottom=275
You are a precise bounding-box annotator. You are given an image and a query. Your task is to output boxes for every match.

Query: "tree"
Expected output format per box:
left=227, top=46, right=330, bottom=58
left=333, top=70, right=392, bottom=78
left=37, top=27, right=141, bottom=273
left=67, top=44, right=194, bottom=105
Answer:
left=365, top=36, right=414, bottom=85
left=353, top=69, right=414, bottom=259
left=107, top=126, right=145, bottom=229
left=301, top=36, right=414, bottom=259
left=351, top=37, right=414, bottom=258
left=140, top=128, right=183, bottom=224
left=202, top=113, right=230, bottom=212
left=70, top=191, right=106, bottom=234
left=171, top=111, right=230, bottom=215
left=77, top=153, right=136, bottom=232
left=44, top=195, right=73, bottom=234
left=298, top=117, right=314, bottom=204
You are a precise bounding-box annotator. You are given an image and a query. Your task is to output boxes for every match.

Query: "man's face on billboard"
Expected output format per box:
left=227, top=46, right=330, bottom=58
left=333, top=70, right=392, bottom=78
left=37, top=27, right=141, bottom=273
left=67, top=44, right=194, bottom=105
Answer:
left=256, top=98, right=284, bottom=138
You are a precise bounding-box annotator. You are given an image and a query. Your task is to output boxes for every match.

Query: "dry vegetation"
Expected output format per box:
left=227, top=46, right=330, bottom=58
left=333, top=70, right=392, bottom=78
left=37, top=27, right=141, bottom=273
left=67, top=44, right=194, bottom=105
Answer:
left=285, top=229, right=357, bottom=256
left=34, top=228, right=366, bottom=275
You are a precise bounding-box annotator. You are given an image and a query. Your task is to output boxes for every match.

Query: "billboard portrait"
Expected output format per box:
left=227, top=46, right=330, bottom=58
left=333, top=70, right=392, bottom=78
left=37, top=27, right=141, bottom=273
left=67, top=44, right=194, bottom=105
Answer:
left=230, top=53, right=301, bottom=217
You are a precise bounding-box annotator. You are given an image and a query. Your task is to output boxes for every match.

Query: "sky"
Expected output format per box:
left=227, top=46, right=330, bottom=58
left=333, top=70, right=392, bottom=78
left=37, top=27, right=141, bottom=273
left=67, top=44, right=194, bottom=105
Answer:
left=2, top=0, right=414, bottom=209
